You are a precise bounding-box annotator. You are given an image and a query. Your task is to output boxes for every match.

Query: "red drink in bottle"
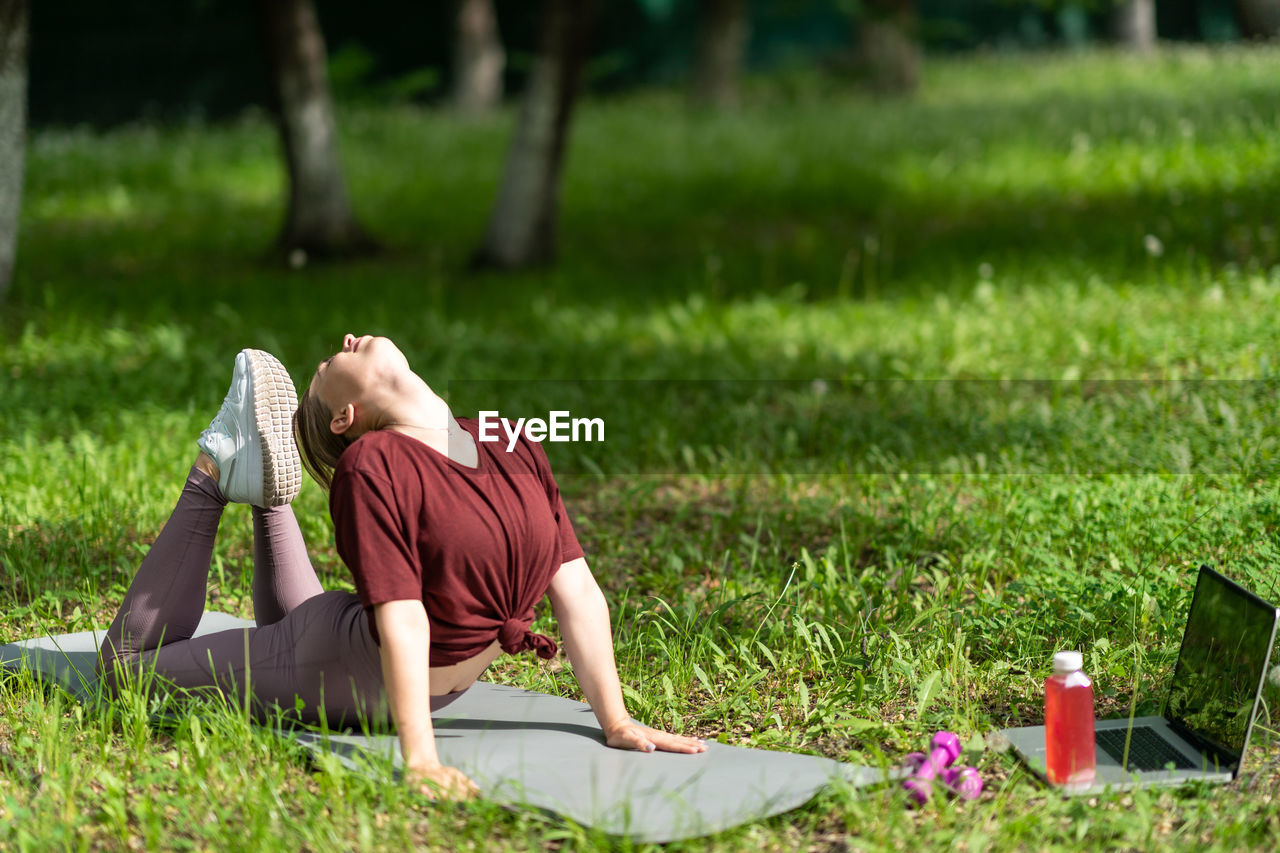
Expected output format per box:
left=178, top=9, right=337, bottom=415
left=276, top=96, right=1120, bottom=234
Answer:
left=1044, top=650, right=1096, bottom=790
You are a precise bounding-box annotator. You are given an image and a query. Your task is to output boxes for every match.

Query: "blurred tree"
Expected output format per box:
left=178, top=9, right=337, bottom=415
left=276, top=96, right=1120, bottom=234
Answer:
left=453, top=0, right=505, bottom=114
left=1111, top=0, right=1156, bottom=50
left=258, top=0, right=374, bottom=262
left=1232, top=0, right=1280, bottom=37
left=693, top=0, right=749, bottom=108
left=857, top=0, right=920, bottom=95
left=473, top=0, right=594, bottom=269
left=0, top=0, right=26, bottom=301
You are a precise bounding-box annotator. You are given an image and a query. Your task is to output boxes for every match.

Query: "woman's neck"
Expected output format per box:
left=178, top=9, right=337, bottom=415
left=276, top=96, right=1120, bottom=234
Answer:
left=377, top=381, right=478, bottom=467
left=370, top=374, right=473, bottom=459
left=374, top=373, right=452, bottom=431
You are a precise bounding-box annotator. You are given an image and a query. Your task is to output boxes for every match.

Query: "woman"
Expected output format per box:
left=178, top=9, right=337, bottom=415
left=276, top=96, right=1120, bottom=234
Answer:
left=98, top=340, right=704, bottom=800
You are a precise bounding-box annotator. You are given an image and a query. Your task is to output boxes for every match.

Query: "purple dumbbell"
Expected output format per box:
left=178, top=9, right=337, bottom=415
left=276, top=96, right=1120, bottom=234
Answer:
left=901, top=731, right=962, bottom=806
left=940, top=765, right=983, bottom=800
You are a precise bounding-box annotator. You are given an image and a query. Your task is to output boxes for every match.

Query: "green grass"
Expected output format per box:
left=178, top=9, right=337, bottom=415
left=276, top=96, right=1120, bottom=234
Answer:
left=5, top=44, right=1280, bottom=849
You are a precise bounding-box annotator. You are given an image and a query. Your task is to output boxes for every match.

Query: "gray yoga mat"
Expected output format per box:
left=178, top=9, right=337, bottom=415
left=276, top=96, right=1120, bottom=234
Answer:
left=0, top=612, right=898, bottom=842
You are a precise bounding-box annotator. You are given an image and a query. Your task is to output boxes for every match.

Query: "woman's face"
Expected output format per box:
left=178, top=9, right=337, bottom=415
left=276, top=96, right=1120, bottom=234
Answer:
left=308, top=334, right=409, bottom=421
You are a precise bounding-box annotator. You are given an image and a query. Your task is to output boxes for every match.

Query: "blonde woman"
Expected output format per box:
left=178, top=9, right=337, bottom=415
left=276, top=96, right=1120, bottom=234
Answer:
left=99, top=340, right=704, bottom=799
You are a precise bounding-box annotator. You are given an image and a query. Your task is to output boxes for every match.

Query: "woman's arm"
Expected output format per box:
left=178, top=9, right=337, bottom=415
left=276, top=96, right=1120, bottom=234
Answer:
left=373, top=599, right=480, bottom=798
left=546, top=558, right=707, bottom=754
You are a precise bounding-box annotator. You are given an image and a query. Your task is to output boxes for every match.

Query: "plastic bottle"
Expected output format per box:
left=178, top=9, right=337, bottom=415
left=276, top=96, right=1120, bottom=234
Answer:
left=1044, top=650, right=1096, bottom=789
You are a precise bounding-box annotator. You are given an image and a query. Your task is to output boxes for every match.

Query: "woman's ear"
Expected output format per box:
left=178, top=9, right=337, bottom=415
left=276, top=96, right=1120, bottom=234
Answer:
left=330, top=403, right=357, bottom=436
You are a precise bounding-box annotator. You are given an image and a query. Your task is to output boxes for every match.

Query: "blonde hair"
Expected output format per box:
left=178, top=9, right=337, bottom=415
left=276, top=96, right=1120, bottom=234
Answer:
left=293, top=384, right=352, bottom=491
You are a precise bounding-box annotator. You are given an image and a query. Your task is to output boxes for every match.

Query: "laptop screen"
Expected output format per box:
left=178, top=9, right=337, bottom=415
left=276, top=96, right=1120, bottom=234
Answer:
left=1165, top=566, right=1278, bottom=762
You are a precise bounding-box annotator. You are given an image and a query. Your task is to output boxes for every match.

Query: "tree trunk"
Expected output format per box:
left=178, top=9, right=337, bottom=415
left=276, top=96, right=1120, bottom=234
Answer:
left=1233, top=0, right=1280, bottom=38
left=856, top=0, right=920, bottom=96
left=472, top=0, right=593, bottom=270
left=453, top=0, right=504, bottom=115
left=1111, top=0, right=1156, bottom=51
left=692, top=0, right=749, bottom=109
left=257, top=0, right=374, bottom=262
left=0, top=0, right=27, bottom=302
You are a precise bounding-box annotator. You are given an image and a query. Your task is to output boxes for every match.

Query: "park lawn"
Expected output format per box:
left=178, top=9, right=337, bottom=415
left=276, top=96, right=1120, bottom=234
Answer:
left=4, top=44, right=1280, bottom=850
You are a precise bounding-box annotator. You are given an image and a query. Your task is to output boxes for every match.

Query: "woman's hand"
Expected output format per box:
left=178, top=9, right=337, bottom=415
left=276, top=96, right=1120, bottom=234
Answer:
left=548, top=560, right=709, bottom=757
left=407, top=761, right=480, bottom=800
left=603, top=719, right=708, bottom=755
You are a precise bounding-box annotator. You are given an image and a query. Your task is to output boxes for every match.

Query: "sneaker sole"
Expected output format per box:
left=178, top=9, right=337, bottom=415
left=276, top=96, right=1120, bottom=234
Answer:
left=243, top=349, right=302, bottom=506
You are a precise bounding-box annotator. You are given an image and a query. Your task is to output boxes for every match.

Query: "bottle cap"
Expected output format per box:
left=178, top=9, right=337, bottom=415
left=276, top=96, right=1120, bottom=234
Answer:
left=1053, top=650, right=1083, bottom=673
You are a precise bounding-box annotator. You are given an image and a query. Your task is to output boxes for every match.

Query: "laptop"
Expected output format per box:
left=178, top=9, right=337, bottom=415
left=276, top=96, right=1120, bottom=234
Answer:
left=1000, top=565, right=1280, bottom=794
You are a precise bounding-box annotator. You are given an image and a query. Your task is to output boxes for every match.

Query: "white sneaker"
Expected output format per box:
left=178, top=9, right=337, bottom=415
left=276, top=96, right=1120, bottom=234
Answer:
left=197, top=349, right=302, bottom=507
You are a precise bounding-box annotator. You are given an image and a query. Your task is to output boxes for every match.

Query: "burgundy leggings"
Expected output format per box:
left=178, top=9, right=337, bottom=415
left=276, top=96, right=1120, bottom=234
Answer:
left=98, top=466, right=460, bottom=728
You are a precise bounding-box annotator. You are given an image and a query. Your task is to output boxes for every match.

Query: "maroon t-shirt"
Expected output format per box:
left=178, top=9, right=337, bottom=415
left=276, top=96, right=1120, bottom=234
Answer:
left=328, top=418, right=585, bottom=666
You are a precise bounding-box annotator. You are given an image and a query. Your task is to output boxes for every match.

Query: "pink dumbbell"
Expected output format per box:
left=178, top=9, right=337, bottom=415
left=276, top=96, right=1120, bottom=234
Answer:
left=940, top=765, right=983, bottom=800
left=901, top=731, right=962, bottom=806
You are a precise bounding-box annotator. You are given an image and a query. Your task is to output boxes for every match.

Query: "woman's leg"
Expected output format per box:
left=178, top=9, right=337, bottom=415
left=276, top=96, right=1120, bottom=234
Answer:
left=117, top=591, right=461, bottom=728
left=99, top=347, right=303, bottom=688
left=98, top=464, right=227, bottom=673
left=251, top=504, right=323, bottom=626
left=106, top=591, right=381, bottom=726
left=96, top=471, right=377, bottom=722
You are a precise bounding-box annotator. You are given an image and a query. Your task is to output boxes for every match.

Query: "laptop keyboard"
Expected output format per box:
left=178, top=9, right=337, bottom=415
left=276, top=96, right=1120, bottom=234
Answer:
left=1096, top=727, right=1198, bottom=771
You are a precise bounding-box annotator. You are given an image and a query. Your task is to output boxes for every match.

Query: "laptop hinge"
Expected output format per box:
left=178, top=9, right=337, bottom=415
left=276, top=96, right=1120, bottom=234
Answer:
left=1166, top=718, right=1239, bottom=773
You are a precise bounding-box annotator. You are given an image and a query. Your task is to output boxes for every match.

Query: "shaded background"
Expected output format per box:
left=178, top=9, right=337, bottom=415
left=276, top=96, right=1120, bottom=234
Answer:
left=30, top=0, right=1242, bottom=127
